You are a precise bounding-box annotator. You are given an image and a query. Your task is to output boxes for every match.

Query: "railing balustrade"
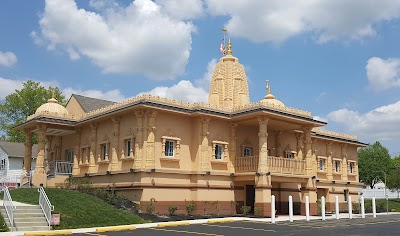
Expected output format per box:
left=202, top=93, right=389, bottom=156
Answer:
left=234, top=155, right=305, bottom=175
left=47, top=161, right=73, bottom=176
left=2, top=186, right=16, bottom=230
left=38, top=187, right=54, bottom=230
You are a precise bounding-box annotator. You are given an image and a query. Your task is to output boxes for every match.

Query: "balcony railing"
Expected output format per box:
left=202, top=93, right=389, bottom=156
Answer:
left=234, top=155, right=306, bottom=175
left=47, top=161, right=73, bottom=176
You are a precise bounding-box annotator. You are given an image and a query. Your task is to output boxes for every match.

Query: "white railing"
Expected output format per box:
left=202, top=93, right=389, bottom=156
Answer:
left=19, top=171, right=32, bottom=188
left=2, top=186, right=16, bottom=229
left=362, top=189, right=400, bottom=199
left=47, top=161, right=73, bottom=176
left=38, top=187, right=54, bottom=229
left=0, top=175, right=19, bottom=188
left=267, top=156, right=306, bottom=175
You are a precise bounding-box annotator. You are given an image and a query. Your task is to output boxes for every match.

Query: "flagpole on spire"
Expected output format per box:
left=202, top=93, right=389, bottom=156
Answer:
left=220, top=27, right=228, bottom=55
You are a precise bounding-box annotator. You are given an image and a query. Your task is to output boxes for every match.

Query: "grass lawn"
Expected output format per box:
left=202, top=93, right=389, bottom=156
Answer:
left=364, top=198, right=400, bottom=212
left=2, top=188, right=144, bottom=229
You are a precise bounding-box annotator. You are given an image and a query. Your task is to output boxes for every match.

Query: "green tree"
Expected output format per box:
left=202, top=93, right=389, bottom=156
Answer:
left=358, top=141, right=392, bottom=188
left=387, top=155, right=400, bottom=191
left=0, top=80, right=66, bottom=143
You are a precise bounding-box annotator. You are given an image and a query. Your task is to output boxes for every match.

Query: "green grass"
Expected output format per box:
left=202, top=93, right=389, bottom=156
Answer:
left=364, top=198, right=400, bottom=212
left=0, top=212, right=9, bottom=232
left=3, top=188, right=144, bottom=229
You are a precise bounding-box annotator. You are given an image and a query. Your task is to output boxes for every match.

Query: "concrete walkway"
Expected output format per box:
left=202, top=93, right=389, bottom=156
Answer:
left=0, top=200, right=35, bottom=206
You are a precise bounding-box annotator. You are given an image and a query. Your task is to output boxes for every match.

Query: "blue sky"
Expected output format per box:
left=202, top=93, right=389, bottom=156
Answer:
left=1, top=0, right=400, bottom=155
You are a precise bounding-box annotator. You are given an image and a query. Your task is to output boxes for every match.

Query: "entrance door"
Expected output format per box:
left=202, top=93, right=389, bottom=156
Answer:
left=246, top=185, right=255, bottom=213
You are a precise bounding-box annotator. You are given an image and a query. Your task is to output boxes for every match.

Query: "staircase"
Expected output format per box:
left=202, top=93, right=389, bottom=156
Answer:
left=0, top=205, right=49, bottom=231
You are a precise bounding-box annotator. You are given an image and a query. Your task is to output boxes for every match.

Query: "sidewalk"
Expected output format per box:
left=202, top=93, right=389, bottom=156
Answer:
left=0, top=212, right=398, bottom=236
left=0, top=200, right=36, bottom=207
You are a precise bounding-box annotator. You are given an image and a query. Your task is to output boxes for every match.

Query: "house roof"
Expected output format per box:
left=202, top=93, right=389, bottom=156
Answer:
left=71, top=94, right=115, bottom=112
left=0, top=141, right=38, bottom=158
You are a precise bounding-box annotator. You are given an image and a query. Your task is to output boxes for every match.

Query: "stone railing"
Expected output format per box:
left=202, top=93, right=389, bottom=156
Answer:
left=234, top=155, right=306, bottom=175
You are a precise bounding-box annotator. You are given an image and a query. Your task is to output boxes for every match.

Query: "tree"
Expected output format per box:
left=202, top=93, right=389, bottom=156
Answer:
left=358, top=141, right=392, bottom=188
left=0, top=80, right=66, bottom=143
left=386, top=155, right=400, bottom=191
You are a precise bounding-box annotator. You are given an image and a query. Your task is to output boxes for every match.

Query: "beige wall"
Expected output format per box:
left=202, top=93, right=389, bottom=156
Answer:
left=65, top=96, right=85, bottom=118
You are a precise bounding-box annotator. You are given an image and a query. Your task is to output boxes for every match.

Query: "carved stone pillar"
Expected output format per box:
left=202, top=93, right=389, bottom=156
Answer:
left=23, top=130, right=33, bottom=172
left=303, top=127, right=313, bottom=176
left=72, top=129, right=81, bottom=175
left=200, top=117, right=210, bottom=171
left=275, top=131, right=282, bottom=157
left=296, top=133, right=303, bottom=160
left=35, top=125, right=47, bottom=174
left=145, top=110, right=157, bottom=168
left=326, top=142, right=333, bottom=180
left=111, top=117, right=120, bottom=171
left=89, top=123, right=97, bottom=173
left=229, top=123, right=238, bottom=172
left=341, top=144, right=348, bottom=181
left=257, top=116, right=269, bottom=173
left=134, top=111, right=144, bottom=169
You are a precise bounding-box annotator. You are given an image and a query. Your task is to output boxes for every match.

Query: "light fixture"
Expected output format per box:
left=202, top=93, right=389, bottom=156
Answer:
left=206, top=171, right=211, bottom=175
left=130, top=168, right=135, bottom=173
left=256, top=172, right=261, bottom=176
left=266, top=172, right=271, bottom=176
left=230, top=173, right=235, bottom=177
left=332, top=180, right=335, bottom=184
left=106, top=171, right=111, bottom=175
left=151, top=168, right=156, bottom=173
left=312, top=176, right=316, bottom=179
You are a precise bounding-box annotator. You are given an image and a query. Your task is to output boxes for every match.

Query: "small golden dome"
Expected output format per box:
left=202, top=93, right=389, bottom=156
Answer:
left=260, top=80, right=285, bottom=108
left=34, top=92, right=69, bottom=118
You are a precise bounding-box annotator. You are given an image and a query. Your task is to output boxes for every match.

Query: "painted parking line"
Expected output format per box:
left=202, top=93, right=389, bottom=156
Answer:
left=149, top=228, right=223, bottom=236
left=202, top=224, right=275, bottom=232
left=83, top=233, right=106, bottom=236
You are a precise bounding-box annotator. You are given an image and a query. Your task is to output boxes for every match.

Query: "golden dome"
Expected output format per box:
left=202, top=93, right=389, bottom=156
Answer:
left=259, top=80, right=285, bottom=108
left=34, top=92, right=69, bottom=118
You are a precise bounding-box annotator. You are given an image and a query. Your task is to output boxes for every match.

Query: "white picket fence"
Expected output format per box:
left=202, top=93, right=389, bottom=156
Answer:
left=362, top=189, right=400, bottom=199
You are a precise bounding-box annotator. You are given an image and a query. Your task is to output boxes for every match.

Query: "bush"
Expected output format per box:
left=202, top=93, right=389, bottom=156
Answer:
left=240, top=205, right=251, bottom=215
left=186, top=201, right=196, bottom=215
left=146, top=198, right=156, bottom=214
left=254, top=206, right=263, bottom=216
left=168, top=205, right=178, bottom=215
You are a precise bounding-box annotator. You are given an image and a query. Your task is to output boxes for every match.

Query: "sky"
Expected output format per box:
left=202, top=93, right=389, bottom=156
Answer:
left=1, top=0, right=400, bottom=155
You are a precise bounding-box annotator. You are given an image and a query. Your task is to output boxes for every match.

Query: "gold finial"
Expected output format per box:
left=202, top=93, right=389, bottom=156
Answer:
left=51, top=89, right=55, bottom=99
left=222, top=27, right=227, bottom=33
left=227, top=39, right=232, bottom=55
left=266, top=80, right=271, bottom=94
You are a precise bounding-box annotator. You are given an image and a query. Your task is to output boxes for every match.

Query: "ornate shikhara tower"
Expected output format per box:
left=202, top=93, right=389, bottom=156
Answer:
left=208, top=39, right=250, bottom=108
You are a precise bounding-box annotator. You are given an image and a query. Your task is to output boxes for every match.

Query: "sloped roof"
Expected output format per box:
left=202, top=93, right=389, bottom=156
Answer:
left=0, top=141, right=38, bottom=158
left=72, top=94, right=115, bottom=112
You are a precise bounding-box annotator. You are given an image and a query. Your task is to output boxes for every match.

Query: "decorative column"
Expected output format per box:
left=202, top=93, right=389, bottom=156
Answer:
left=254, top=116, right=272, bottom=216
left=229, top=123, right=238, bottom=172
left=275, top=131, right=282, bottom=157
left=145, top=110, right=157, bottom=169
left=296, top=133, right=303, bottom=160
left=326, top=142, right=333, bottom=180
left=200, top=117, right=210, bottom=171
left=32, top=125, right=48, bottom=187
left=111, top=117, right=120, bottom=171
left=341, top=144, right=348, bottom=181
left=301, top=126, right=318, bottom=216
left=72, top=128, right=81, bottom=175
left=134, top=111, right=144, bottom=169
left=89, top=123, right=97, bottom=173
left=23, top=130, right=33, bottom=172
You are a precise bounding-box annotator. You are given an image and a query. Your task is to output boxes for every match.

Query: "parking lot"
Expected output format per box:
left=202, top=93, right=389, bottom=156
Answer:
left=74, top=214, right=400, bottom=236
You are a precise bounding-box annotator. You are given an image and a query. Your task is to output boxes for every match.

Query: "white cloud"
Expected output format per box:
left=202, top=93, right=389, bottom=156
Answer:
left=33, top=0, right=194, bottom=80
left=313, top=116, right=328, bottom=123
left=195, top=58, right=217, bottom=90
left=156, top=0, right=204, bottom=20
left=366, top=57, right=400, bottom=91
left=206, top=0, right=400, bottom=44
left=138, top=80, right=208, bottom=103
left=0, top=77, right=23, bottom=99
left=0, top=51, right=17, bottom=67
left=327, top=101, right=400, bottom=142
left=89, top=0, right=120, bottom=10
left=63, top=87, right=126, bottom=102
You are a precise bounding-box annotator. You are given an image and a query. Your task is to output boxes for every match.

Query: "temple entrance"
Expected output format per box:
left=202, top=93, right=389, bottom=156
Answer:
left=245, top=185, right=255, bottom=213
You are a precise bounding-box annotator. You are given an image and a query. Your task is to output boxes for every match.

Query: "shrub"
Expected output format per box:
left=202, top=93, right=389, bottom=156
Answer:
left=254, top=206, right=263, bottom=216
left=186, top=201, right=196, bottom=215
left=230, top=201, right=238, bottom=214
left=240, top=205, right=251, bottom=215
left=146, top=198, right=156, bottom=214
left=168, top=205, right=178, bottom=215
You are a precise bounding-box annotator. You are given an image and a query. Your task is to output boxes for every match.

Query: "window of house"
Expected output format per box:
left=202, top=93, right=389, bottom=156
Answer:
left=100, top=143, right=108, bottom=161
left=334, top=160, right=340, bottom=173
left=349, top=162, right=354, bottom=174
left=215, top=144, right=223, bottom=160
left=244, top=147, right=252, bottom=157
left=65, top=149, right=74, bottom=162
left=0, top=159, right=6, bottom=170
left=286, top=152, right=294, bottom=159
left=319, top=159, right=325, bottom=171
left=165, top=140, right=175, bottom=157
left=125, top=138, right=134, bottom=157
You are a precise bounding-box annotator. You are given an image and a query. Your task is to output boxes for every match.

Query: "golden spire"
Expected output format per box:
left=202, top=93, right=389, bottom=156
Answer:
left=51, top=88, right=55, bottom=99
left=226, top=39, right=232, bottom=55
left=264, top=80, right=275, bottom=99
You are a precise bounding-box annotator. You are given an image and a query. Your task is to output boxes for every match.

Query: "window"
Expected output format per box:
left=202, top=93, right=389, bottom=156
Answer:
left=344, top=189, right=349, bottom=202
left=0, top=159, right=5, bottom=170
left=165, top=140, right=175, bottom=157
left=334, top=160, right=340, bottom=173
left=319, top=159, right=325, bottom=171
left=286, top=152, right=294, bottom=159
left=215, top=144, right=223, bottom=160
left=125, top=138, right=134, bottom=157
left=65, top=149, right=74, bottom=162
left=244, top=147, right=252, bottom=157
left=100, top=144, right=108, bottom=161
left=349, top=162, right=354, bottom=174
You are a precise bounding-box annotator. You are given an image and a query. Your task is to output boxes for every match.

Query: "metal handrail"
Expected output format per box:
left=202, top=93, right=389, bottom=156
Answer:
left=38, top=187, right=54, bottom=229
left=2, top=186, right=16, bottom=230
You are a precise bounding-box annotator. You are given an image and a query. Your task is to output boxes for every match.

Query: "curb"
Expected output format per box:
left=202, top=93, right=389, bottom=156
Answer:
left=207, top=218, right=234, bottom=224
left=96, top=225, right=137, bottom=232
left=23, top=230, right=73, bottom=236
left=157, top=221, right=190, bottom=228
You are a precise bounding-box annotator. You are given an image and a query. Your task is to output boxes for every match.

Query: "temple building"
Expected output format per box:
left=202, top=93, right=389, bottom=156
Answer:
left=15, top=41, right=366, bottom=216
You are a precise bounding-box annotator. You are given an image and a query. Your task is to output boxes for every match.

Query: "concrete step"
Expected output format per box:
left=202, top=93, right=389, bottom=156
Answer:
left=15, top=221, right=48, bottom=227
left=14, top=209, right=43, bottom=214
left=14, top=217, right=48, bottom=223
left=16, top=226, right=50, bottom=231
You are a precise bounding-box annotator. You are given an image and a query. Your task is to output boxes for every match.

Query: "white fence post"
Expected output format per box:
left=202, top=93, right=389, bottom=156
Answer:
left=321, top=196, right=326, bottom=220
left=372, top=197, right=376, bottom=218
left=348, top=196, right=352, bottom=219
left=361, top=196, right=365, bottom=218
left=335, top=196, right=339, bottom=219
left=289, top=195, right=293, bottom=222
left=271, top=195, right=276, bottom=224
left=305, top=196, right=310, bottom=221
